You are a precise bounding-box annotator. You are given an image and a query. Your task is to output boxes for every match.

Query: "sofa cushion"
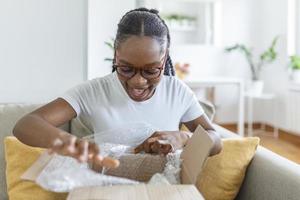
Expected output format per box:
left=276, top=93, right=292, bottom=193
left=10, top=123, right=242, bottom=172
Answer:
left=0, top=103, right=41, bottom=200
left=0, top=103, right=70, bottom=200
left=196, top=137, right=260, bottom=200
left=4, top=136, right=68, bottom=200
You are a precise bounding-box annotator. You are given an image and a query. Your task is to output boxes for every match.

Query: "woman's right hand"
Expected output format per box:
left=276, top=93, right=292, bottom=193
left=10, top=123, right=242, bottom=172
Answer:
left=48, top=134, right=120, bottom=170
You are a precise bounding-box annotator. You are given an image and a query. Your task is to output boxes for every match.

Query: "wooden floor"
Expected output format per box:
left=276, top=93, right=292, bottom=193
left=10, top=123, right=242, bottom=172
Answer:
left=220, top=124, right=300, bottom=164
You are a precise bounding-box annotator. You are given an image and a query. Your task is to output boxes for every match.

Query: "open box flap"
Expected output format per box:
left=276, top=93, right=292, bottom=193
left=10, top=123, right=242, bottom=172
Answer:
left=180, top=125, right=214, bottom=184
left=21, top=151, right=54, bottom=181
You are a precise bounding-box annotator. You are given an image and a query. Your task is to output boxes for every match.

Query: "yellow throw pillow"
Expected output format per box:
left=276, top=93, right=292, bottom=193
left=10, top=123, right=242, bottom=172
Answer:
left=4, top=136, right=68, bottom=200
left=197, top=137, right=260, bottom=200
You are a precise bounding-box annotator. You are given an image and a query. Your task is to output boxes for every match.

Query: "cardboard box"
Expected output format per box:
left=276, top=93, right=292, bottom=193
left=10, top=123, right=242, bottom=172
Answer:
left=22, top=125, right=213, bottom=200
left=67, top=184, right=204, bottom=200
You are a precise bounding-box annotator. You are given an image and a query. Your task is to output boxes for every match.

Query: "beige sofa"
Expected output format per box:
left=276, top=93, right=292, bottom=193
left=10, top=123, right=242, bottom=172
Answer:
left=1, top=103, right=300, bottom=200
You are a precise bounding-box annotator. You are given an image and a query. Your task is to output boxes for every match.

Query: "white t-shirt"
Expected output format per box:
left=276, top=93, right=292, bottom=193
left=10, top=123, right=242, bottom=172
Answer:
left=59, top=72, right=204, bottom=133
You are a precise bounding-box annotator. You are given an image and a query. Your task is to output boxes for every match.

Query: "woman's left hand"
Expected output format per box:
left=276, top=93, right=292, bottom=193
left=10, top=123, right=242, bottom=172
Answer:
left=134, top=131, right=191, bottom=155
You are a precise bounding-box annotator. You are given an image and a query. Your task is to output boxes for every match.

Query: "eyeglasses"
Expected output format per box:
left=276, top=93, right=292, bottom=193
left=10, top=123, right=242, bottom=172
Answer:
left=113, top=64, right=164, bottom=80
left=114, top=51, right=168, bottom=79
left=113, top=53, right=169, bottom=80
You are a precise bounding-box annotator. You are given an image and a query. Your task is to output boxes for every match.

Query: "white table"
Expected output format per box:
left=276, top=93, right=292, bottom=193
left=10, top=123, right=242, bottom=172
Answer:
left=245, top=92, right=278, bottom=137
left=184, top=77, right=245, bottom=137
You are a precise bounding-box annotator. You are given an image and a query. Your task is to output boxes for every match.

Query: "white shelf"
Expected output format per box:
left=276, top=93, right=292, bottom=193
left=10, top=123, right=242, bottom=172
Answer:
left=169, top=26, right=197, bottom=32
left=141, top=0, right=216, bottom=45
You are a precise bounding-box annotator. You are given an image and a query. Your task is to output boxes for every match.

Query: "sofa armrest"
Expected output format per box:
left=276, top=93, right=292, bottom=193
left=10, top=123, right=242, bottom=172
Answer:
left=236, top=146, right=300, bottom=200
left=213, top=124, right=240, bottom=139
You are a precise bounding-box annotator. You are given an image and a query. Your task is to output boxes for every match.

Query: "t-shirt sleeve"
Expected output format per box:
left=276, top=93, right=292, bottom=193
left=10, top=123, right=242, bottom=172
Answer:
left=180, top=84, right=204, bottom=123
left=58, top=83, right=88, bottom=117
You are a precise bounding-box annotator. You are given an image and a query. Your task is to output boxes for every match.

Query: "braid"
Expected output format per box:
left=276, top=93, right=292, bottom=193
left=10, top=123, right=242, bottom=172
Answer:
left=164, top=54, right=175, bottom=76
left=112, top=7, right=175, bottom=76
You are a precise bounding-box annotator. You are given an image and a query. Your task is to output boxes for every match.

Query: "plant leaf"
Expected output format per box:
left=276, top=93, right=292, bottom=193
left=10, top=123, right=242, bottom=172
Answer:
left=289, top=55, right=300, bottom=70
left=260, top=36, right=279, bottom=63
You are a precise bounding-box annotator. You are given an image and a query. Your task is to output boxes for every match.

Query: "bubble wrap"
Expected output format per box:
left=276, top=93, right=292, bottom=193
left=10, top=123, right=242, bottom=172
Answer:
left=35, top=123, right=182, bottom=192
left=36, top=154, right=139, bottom=193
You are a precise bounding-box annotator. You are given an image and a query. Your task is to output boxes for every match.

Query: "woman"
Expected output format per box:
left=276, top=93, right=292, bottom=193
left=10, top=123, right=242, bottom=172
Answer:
left=13, top=8, right=222, bottom=169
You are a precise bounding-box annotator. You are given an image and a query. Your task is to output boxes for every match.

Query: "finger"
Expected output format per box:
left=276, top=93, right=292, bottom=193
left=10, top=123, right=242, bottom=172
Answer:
left=134, top=143, right=144, bottom=154
left=88, top=154, right=103, bottom=172
left=134, top=135, right=161, bottom=154
left=144, top=141, right=152, bottom=153
left=49, top=138, right=64, bottom=154
left=151, top=131, right=160, bottom=137
left=60, top=136, right=77, bottom=156
left=64, top=135, right=77, bottom=154
left=154, top=140, right=171, bottom=155
left=93, top=155, right=119, bottom=169
left=150, top=140, right=161, bottom=153
left=88, top=142, right=100, bottom=160
left=102, top=157, right=120, bottom=169
left=90, top=162, right=103, bottom=173
left=147, top=136, right=160, bottom=143
left=160, top=144, right=173, bottom=155
left=135, top=138, right=157, bottom=153
left=158, top=134, right=168, bottom=140
left=94, top=154, right=104, bottom=163
left=145, top=137, right=160, bottom=153
left=77, top=139, right=89, bottom=162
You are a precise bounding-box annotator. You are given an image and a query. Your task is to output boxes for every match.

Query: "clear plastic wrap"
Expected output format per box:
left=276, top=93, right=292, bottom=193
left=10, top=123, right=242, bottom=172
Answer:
left=34, top=122, right=183, bottom=192
left=86, top=122, right=157, bottom=148
left=36, top=154, right=139, bottom=193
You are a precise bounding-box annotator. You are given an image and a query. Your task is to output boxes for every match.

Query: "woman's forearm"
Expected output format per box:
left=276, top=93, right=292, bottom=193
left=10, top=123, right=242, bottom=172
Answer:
left=13, top=114, right=72, bottom=148
left=207, top=130, right=223, bottom=156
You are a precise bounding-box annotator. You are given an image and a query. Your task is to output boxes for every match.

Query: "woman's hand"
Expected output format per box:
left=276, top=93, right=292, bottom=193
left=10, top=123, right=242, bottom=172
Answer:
left=134, top=131, right=191, bottom=155
left=48, top=134, right=119, bottom=169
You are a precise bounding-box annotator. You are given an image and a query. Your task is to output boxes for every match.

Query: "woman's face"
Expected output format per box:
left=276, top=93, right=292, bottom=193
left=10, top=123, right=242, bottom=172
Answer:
left=115, top=36, right=167, bottom=102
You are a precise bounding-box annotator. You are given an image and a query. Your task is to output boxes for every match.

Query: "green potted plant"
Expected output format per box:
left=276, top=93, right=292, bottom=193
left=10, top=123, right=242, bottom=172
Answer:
left=288, top=55, right=300, bottom=83
left=225, top=36, right=279, bottom=94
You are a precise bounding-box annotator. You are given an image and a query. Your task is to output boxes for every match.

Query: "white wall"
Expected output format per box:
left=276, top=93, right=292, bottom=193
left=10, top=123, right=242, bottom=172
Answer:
left=0, top=0, right=87, bottom=103
left=88, top=0, right=136, bottom=80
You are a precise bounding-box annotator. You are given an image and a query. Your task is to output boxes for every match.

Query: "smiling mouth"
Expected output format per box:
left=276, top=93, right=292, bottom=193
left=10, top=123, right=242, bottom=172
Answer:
left=132, top=88, right=146, bottom=95
left=127, top=86, right=152, bottom=101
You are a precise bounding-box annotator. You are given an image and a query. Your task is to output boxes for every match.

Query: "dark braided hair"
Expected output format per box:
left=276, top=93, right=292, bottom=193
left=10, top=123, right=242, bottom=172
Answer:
left=112, top=7, right=175, bottom=76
